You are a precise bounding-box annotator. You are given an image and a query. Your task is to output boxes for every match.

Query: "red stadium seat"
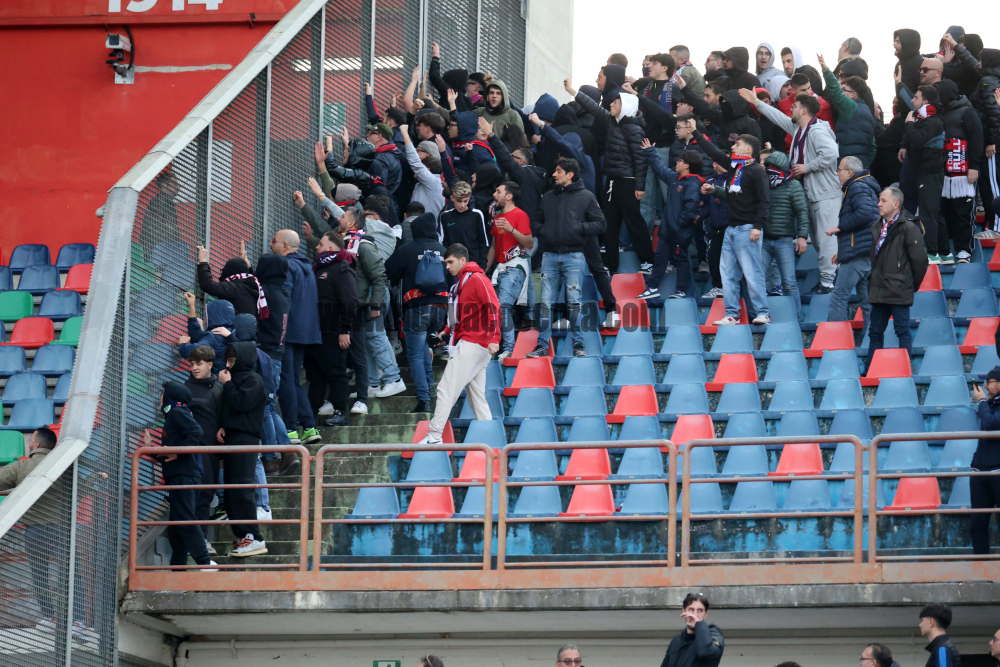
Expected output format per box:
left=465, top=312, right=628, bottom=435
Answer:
left=805, top=321, right=855, bottom=357
left=616, top=299, right=650, bottom=329
left=670, top=414, right=714, bottom=447
left=607, top=385, right=658, bottom=423
left=403, top=421, right=455, bottom=459
left=889, top=477, right=941, bottom=510
left=505, top=329, right=554, bottom=367
left=0, top=317, right=54, bottom=349
left=960, top=317, right=999, bottom=353
left=772, top=443, right=824, bottom=477
left=707, top=354, right=758, bottom=390
left=559, top=484, right=615, bottom=517
left=455, top=449, right=501, bottom=482
left=703, top=298, right=748, bottom=332
left=399, top=487, right=455, bottom=519
left=918, top=265, right=942, bottom=292
left=557, top=448, right=611, bottom=480
left=610, top=273, right=646, bottom=302
left=61, top=263, right=93, bottom=294
left=863, top=348, right=912, bottom=385
left=504, top=357, right=556, bottom=396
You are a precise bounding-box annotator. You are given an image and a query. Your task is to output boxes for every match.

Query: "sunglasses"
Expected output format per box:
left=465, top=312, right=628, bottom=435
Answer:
left=558, top=660, right=583, bottom=666
left=918, top=67, right=940, bottom=73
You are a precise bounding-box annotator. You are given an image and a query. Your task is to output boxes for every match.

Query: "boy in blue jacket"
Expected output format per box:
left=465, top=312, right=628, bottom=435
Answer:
left=637, top=139, right=707, bottom=299
left=177, top=292, right=235, bottom=374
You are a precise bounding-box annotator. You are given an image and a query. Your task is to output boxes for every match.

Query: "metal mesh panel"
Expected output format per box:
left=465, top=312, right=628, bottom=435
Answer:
left=478, top=0, right=526, bottom=108
left=427, top=0, right=478, bottom=74
left=323, top=0, right=367, bottom=163
left=370, top=0, right=420, bottom=118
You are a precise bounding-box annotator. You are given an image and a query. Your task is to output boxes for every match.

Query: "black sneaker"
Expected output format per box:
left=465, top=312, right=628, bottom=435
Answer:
left=668, top=291, right=686, bottom=299
left=525, top=344, right=549, bottom=358
left=324, top=411, right=349, bottom=426
left=812, top=283, right=834, bottom=295
left=411, top=400, right=431, bottom=413
left=573, top=342, right=587, bottom=357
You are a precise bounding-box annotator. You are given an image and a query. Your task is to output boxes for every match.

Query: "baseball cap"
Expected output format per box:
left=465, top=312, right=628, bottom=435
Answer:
left=978, top=365, right=1000, bottom=382
left=365, top=123, right=393, bottom=140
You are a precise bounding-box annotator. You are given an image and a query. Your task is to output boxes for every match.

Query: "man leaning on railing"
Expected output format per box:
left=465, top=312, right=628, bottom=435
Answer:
left=971, top=365, right=1000, bottom=554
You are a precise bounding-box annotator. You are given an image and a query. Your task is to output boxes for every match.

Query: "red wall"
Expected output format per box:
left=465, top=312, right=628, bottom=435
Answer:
left=0, top=1, right=297, bottom=261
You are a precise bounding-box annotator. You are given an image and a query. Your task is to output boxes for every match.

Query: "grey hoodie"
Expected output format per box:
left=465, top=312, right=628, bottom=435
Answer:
left=754, top=101, right=841, bottom=202
left=756, top=42, right=782, bottom=89
left=474, top=79, right=524, bottom=133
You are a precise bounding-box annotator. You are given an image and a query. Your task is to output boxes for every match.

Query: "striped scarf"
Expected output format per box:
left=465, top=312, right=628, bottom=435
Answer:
left=729, top=155, right=755, bottom=193
left=222, top=272, right=269, bottom=319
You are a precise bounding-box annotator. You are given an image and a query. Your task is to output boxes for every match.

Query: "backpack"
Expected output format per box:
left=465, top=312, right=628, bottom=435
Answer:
left=415, top=250, right=447, bottom=295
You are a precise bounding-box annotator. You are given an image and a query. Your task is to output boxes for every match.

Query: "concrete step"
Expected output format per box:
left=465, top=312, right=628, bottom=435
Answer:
left=314, top=423, right=419, bottom=445
left=351, top=412, right=429, bottom=426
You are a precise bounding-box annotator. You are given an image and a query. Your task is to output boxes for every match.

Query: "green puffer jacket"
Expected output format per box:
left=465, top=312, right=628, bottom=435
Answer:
left=762, top=152, right=810, bottom=240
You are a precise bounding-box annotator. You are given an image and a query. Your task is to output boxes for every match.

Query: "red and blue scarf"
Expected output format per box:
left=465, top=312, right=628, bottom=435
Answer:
left=729, top=155, right=755, bottom=193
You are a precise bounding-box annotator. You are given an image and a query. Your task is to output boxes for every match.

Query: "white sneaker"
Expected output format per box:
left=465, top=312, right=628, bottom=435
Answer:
left=375, top=378, right=406, bottom=398
left=256, top=507, right=273, bottom=521
left=418, top=433, right=443, bottom=445
left=713, top=316, right=740, bottom=326
left=206, top=540, right=217, bottom=555
left=956, top=250, right=972, bottom=263
left=751, top=314, right=771, bottom=325
left=604, top=311, right=621, bottom=328
left=705, top=287, right=725, bottom=298
left=351, top=401, right=368, bottom=415
left=975, top=229, right=1000, bottom=239
left=638, top=262, right=654, bottom=274
left=203, top=560, right=219, bottom=572
left=317, top=400, right=334, bottom=417
left=229, top=534, right=267, bottom=557
left=496, top=350, right=511, bottom=362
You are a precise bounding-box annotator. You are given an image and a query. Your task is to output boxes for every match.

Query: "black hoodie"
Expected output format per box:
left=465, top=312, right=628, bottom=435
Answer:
left=385, top=213, right=451, bottom=309
left=314, top=251, right=360, bottom=334
left=472, top=162, right=504, bottom=215
left=719, top=90, right=764, bottom=152
left=937, top=79, right=984, bottom=175
left=184, top=374, right=223, bottom=448
left=253, top=253, right=289, bottom=359
left=158, top=381, right=204, bottom=479
left=601, top=64, right=627, bottom=110
left=220, top=341, right=266, bottom=442
left=895, top=29, right=923, bottom=94
left=198, top=257, right=259, bottom=316
left=720, top=47, right=761, bottom=92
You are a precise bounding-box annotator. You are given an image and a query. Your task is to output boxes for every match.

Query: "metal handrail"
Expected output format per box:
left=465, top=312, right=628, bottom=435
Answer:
left=128, top=444, right=311, bottom=574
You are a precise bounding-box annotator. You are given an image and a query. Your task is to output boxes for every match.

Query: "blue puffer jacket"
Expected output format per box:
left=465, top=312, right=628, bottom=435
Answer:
left=645, top=147, right=706, bottom=232
left=836, top=170, right=880, bottom=264
left=283, top=251, right=322, bottom=346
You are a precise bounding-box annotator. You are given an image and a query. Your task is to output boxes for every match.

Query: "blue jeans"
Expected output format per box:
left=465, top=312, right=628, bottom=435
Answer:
left=537, top=252, right=585, bottom=349
left=365, top=291, right=401, bottom=388
left=865, top=303, right=912, bottom=372
left=720, top=225, right=769, bottom=319
left=761, top=237, right=801, bottom=316
left=279, top=344, right=314, bottom=432
left=404, top=306, right=446, bottom=401
left=495, top=266, right=527, bottom=353
left=829, top=256, right=871, bottom=337
left=262, top=356, right=290, bottom=456
left=254, top=456, right=270, bottom=511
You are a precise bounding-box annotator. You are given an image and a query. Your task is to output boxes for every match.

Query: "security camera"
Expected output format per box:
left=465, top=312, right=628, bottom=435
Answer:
left=106, top=33, right=132, bottom=52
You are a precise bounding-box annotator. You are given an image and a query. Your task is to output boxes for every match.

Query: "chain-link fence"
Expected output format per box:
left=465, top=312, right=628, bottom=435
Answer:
left=0, top=1, right=526, bottom=664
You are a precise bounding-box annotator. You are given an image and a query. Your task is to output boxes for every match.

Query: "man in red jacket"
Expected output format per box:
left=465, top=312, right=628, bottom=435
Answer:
left=418, top=243, right=501, bottom=444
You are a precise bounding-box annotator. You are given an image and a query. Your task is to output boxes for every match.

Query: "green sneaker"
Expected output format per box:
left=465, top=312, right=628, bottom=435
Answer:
left=301, top=427, right=321, bottom=444
left=939, top=253, right=955, bottom=265
left=927, top=254, right=942, bottom=265
left=286, top=430, right=301, bottom=444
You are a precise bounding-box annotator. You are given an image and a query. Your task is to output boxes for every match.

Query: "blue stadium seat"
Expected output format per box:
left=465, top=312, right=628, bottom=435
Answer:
left=936, top=438, right=977, bottom=471
left=53, top=373, right=72, bottom=404
left=459, top=388, right=505, bottom=419
left=55, top=243, right=96, bottom=271
left=619, top=415, right=663, bottom=441
left=784, top=480, right=832, bottom=510
left=814, top=350, right=861, bottom=380
left=612, top=447, right=667, bottom=480
left=686, top=482, right=724, bottom=514
left=611, top=328, right=655, bottom=356
left=759, top=323, right=804, bottom=352
left=665, top=383, right=710, bottom=414
left=2, top=372, right=47, bottom=403
left=567, top=415, right=610, bottom=442
left=0, top=398, right=54, bottom=431
left=509, top=485, right=562, bottom=517
left=9, top=244, right=51, bottom=272
left=0, top=347, right=27, bottom=377
left=714, top=383, right=761, bottom=414
left=971, top=346, right=1000, bottom=375
left=509, top=387, right=557, bottom=418
left=871, top=377, right=919, bottom=409
left=660, top=326, right=704, bottom=355
left=663, top=355, right=707, bottom=384
left=767, top=380, right=814, bottom=411
left=837, top=476, right=886, bottom=510
left=557, top=329, right=605, bottom=358
left=860, top=322, right=899, bottom=353
left=911, top=291, right=949, bottom=319
left=763, top=351, right=809, bottom=381
left=943, top=476, right=971, bottom=508
left=346, top=487, right=400, bottom=519
left=515, top=418, right=559, bottom=443
left=455, top=482, right=500, bottom=519
left=912, top=319, right=957, bottom=348
left=37, top=290, right=82, bottom=321
left=618, top=483, right=671, bottom=515
left=830, top=409, right=874, bottom=442
left=509, top=449, right=559, bottom=481
left=949, top=262, right=992, bottom=290
left=710, top=325, right=754, bottom=353
left=881, top=406, right=926, bottom=435
left=661, top=299, right=700, bottom=326
left=777, top=411, right=820, bottom=437
left=30, top=345, right=75, bottom=376
left=561, top=386, right=608, bottom=417
left=611, top=356, right=657, bottom=386
left=819, top=378, right=865, bottom=410
left=829, top=442, right=870, bottom=473
left=405, top=451, right=454, bottom=483
left=804, top=294, right=832, bottom=323
left=917, top=345, right=963, bottom=376
left=767, top=296, right=800, bottom=324
left=729, top=481, right=778, bottom=512
left=932, top=407, right=978, bottom=443
left=723, top=412, right=767, bottom=438
left=923, top=375, right=970, bottom=407
left=486, top=360, right=505, bottom=390
left=883, top=440, right=933, bottom=472
left=16, top=265, right=59, bottom=295
left=687, top=445, right=718, bottom=478
left=0, top=267, right=11, bottom=292
left=463, top=420, right=507, bottom=448
left=561, top=356, right=606, bottom=387
left=721, top=444, right=769, bottom=476
left=955, top=288, right=999, bottom=318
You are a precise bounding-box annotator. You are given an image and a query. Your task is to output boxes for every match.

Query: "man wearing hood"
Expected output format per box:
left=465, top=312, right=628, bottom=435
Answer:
left=428, top=41, right=477, bottom=112
left=755, top=43, right=782, bottom=90
left=744, top=89, right=841, bottom=292
left=474, top=78, right=523, bottom=134
left=894, top=29, right=924, bottom=95
left=472, top=162, right=504, bottom=219
left=781, top=46, right=804, bottom=78
left=935, top=79, right=983, bottom=263
left=385, top=214, right=451, bottom=413
left=177, top=291, right=235, bottom=373
left=184, top=345, right=224, bottom=537
left=417, top=244, right=500, bottom=445
left=598, top=64, right=627, bottom=111
left=567, top=77, right=654, bottom=275
left=720, top=47, right=760, bottom=92
left=828, top=156, right=879, bottom=329
left=450, top=109, right=496, bottom=171
left=488, top=114, right=547, bottom=221
left=149, top=381, right=215, bottom=570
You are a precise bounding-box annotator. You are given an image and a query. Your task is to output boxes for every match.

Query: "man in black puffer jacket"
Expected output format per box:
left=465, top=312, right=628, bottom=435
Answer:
left=567, top=78, right=653, bottom=275
left=659, top=593, right=724, bottom=667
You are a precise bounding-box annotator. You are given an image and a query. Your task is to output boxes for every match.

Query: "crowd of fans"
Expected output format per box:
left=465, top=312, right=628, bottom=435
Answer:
left=139, top=30, right=1000, bottom=558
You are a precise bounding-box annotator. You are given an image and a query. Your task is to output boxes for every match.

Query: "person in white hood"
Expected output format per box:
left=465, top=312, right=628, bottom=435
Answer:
left=756, top=42, right=782, bottom=89
left=781, top=46, right=804, bottom=77
left=765, top=73, right=791, bottom=103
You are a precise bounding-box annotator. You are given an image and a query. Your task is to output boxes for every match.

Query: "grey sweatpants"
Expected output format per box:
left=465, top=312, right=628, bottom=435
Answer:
left=810, top=197, right=840, bottom=286
left=428, top=340, right=493, bottom=438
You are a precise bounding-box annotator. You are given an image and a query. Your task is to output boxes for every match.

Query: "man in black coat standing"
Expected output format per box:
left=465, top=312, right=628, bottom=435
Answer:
left=864, top=187, right=928, bottom=373
left=659, top=593, right=724, bottom=667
